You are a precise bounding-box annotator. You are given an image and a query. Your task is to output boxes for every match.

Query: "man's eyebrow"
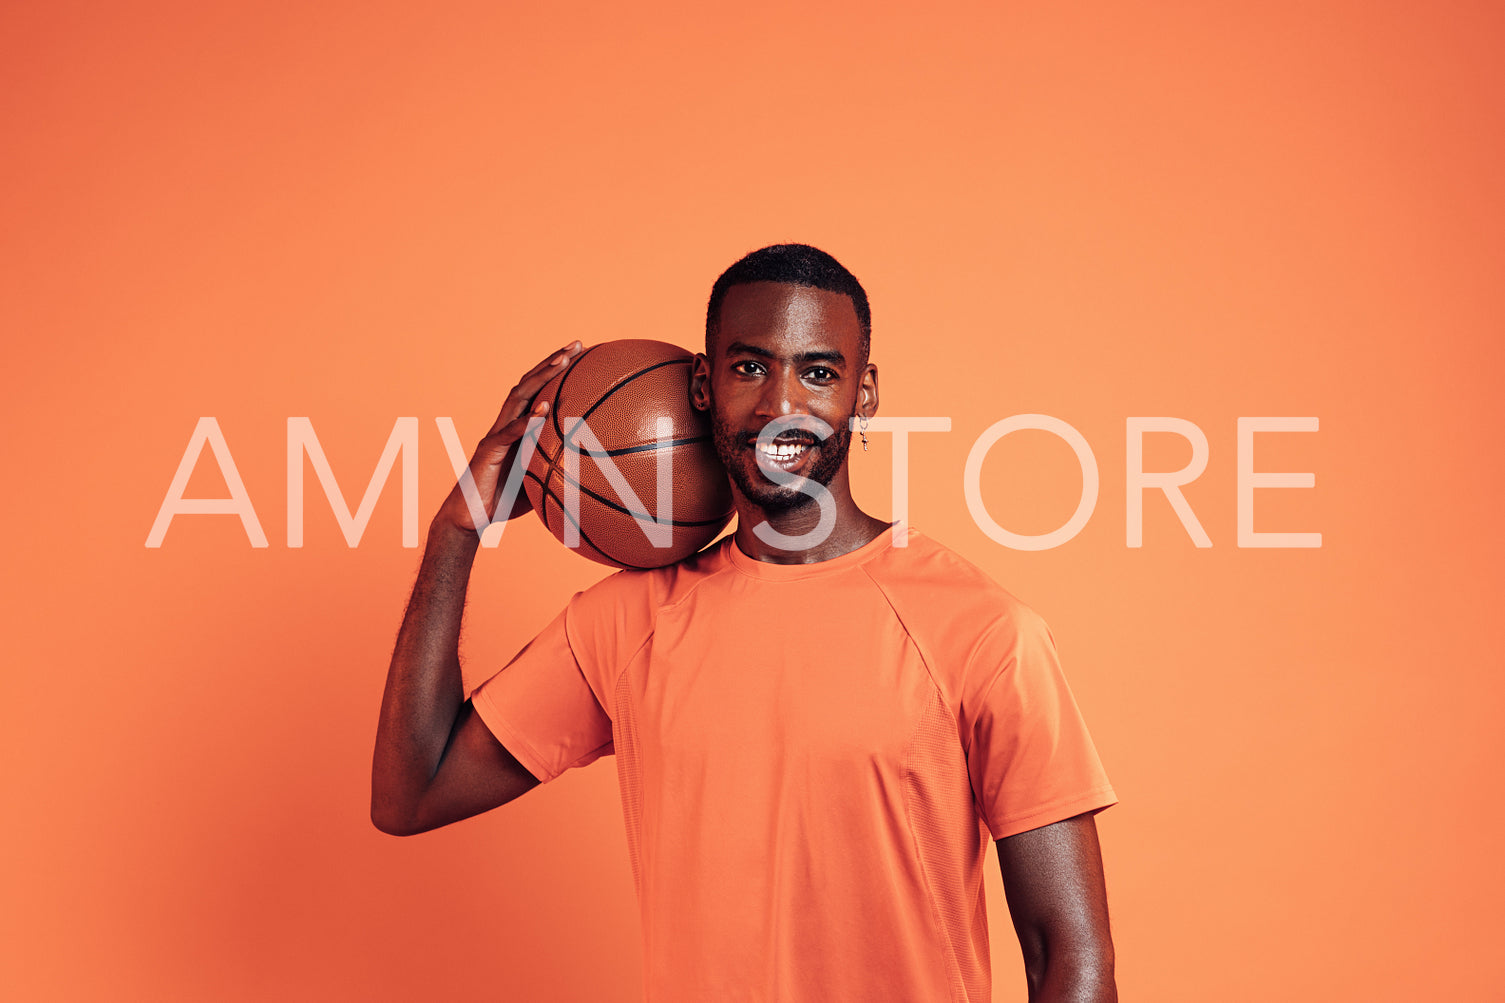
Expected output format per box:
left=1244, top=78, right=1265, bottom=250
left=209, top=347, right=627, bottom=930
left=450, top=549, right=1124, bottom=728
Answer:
left=724, top=342, right=847, bottom=365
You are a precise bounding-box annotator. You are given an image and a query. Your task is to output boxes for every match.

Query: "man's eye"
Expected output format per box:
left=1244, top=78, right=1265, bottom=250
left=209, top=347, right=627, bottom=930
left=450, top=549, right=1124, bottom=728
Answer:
left=732, top=361, right=764, bottom=376
left=807, top=367, right=837, bottom=381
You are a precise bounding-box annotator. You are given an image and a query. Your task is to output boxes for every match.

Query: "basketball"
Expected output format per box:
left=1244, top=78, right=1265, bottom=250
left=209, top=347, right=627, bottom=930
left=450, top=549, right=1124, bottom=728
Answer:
left=524, top=339, right=734, bottom=569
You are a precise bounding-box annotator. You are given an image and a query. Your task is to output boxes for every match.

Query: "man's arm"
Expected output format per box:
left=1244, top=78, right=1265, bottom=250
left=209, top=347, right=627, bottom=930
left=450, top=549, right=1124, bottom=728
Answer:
left=369, top=342, right=583, bottom=836
left=996, top=813, right=1116, bottom=1003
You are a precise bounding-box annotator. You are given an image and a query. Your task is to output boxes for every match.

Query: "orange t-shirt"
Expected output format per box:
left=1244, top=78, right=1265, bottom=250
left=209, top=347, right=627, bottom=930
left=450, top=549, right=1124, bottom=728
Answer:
left=472, top=526, right=1115, bottom=1002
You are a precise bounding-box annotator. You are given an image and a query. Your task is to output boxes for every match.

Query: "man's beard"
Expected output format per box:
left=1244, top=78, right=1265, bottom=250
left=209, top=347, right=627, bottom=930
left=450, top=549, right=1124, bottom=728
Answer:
left=710, top=409, right=852, bottom=514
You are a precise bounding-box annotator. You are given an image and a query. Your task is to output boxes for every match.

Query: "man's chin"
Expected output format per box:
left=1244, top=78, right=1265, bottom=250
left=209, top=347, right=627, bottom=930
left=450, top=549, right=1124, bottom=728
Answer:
left=744, top=486, right=819, bottom=514
left=730, top=473, right=817, bottom=513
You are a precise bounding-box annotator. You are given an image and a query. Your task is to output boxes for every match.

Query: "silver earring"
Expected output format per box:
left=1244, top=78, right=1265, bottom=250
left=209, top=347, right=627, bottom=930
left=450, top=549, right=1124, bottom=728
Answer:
left=858, top=414, right=869, bottom=451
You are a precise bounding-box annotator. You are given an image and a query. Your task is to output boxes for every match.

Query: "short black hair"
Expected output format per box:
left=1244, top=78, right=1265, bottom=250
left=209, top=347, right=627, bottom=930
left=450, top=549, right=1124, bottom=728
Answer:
left=705, top=244, right=871, bottom=361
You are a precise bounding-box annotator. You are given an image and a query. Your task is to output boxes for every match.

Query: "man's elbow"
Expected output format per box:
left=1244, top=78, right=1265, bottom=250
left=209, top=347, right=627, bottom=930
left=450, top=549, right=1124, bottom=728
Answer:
left=370, top=795, right=428, bottom=837
left=371, top=814, right=418, bottom=837
left=1025, top=943, right=1117, bottom=1002
left=1068, top=943, right=1116, bottom=993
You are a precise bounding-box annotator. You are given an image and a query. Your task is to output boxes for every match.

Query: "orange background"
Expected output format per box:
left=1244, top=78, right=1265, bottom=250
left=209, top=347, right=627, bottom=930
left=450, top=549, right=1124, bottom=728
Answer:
left=4, top=1, right=1503, bottom=999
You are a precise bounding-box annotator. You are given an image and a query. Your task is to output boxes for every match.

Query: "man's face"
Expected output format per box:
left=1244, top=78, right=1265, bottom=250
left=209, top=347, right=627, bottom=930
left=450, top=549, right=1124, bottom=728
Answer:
left=695, top=282, right=874, bottom=514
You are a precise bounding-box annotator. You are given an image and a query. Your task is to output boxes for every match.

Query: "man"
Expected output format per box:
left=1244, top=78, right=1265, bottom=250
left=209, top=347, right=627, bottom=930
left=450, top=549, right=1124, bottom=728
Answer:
left=372, top=244, right=1117, bottom=1002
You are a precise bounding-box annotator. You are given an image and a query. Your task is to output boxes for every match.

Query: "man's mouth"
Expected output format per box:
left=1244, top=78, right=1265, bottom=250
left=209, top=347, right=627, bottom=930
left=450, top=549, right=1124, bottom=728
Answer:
left=747, top=432, right=819, bottom=470
left=757, top=439, right=810, bottom=458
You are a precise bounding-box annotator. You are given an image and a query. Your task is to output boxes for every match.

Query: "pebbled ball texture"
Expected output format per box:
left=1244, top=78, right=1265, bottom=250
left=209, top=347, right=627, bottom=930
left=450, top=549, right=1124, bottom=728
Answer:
left=524, top=339, right=734, bottom=569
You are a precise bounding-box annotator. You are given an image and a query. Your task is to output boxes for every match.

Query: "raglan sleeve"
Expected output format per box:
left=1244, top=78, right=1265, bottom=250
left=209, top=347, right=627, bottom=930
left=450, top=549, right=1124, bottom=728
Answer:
left=961, top=602, right=1118, bottom=840
left=469, top=571, right=652, bottom=784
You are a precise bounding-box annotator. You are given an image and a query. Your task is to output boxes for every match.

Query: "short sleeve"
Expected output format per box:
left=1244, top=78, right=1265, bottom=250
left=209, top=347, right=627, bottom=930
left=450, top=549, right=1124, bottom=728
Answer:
left=470, top=604, right=615, bottom=784
left=963, top=606, right=1117, bottom=839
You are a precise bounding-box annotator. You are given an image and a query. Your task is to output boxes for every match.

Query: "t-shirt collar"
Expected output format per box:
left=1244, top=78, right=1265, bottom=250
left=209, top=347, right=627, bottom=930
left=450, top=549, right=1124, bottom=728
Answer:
left=724, top=522, right=909, bottom=581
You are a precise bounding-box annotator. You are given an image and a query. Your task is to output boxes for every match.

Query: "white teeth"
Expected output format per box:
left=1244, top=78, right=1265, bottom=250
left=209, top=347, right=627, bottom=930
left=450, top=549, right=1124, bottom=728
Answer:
left=759, top=442, right=807, bottom=459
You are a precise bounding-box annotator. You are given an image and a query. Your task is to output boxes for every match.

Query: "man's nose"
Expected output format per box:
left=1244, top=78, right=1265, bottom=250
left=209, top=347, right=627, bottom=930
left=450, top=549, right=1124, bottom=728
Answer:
left=755, top=369, right=805, bottom=417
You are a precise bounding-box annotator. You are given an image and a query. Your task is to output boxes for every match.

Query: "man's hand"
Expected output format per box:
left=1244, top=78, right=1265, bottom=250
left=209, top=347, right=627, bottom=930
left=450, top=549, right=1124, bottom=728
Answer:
left=435, top=340, right=586, bottom=534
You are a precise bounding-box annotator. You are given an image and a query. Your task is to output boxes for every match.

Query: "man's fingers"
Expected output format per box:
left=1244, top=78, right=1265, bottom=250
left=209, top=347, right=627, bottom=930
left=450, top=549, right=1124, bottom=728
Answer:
left=441, top=357, right=570, bottom=533
left=485, top=341, right=584, bottom=436
left=524, top=340, right=584, bottom=380
left=444, top=399, right=549, bottom=530
left=496, top=398, right=550, bottom=445
left=472, top=402, right=544, bottom=472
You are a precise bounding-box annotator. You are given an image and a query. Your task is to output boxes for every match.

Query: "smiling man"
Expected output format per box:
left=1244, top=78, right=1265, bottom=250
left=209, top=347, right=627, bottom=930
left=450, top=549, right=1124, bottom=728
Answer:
left=699, top=270, right=882, bottom=559
left=372, top=244, right=1118, bottom=1002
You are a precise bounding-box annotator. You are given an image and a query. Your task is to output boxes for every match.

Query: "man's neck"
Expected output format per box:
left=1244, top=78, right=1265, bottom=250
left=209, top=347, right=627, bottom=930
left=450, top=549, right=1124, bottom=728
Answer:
left=730, top=491, right=891, bottom=565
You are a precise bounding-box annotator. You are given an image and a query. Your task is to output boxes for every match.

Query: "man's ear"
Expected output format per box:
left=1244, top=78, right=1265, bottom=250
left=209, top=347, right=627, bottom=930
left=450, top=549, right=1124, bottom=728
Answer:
left=690, top=352, right=712, bottom=412
left=857, top=362, right=879, bottom=418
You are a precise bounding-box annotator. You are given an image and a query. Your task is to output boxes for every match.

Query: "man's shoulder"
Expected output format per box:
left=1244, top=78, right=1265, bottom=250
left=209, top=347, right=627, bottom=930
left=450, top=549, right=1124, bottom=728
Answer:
left=864, top=529, right=1054, bottom=694
left=868, top=528, right=1036, bottom=622
left=558, top=537, right=736, bottom=675
left=572, top=534, right=736, bottom=615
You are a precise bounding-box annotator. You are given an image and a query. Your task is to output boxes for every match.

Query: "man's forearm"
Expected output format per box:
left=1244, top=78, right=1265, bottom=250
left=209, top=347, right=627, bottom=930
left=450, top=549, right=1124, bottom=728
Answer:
left=370, top=518, right=481, bottom=831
